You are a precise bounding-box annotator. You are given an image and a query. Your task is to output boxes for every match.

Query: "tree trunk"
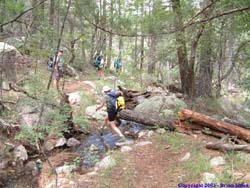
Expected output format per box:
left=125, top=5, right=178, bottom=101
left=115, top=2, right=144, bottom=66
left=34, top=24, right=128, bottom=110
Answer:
left=118, top=109, right=176, bottom=131
left=196, top=24, right=213, bottom=97
left=148, top=35, right=157, bottom=74
left=49, top=0, right=55, bottom=46
left=107, top=0, right=113, bottom=68
left=178, top=109, right=250, bottom=143
left=171, top=0, right=194, bottom=97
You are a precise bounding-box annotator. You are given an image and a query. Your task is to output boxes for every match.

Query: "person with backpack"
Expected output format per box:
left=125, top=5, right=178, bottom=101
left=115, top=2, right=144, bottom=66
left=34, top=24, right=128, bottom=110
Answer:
left=114, top=58, right=122, bottom=73
left=96, top=85, right=128, bottom=144
left=95, top=54, right=105, bottom=79
left=48, top=49, right=64, bottom=90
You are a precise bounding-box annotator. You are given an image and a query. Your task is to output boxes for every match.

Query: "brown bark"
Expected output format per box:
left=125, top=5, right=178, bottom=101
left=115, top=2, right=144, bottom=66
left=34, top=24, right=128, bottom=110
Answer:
left=118, top=109, right=176, bottom=131
left=178, top=109, right=250, bottom=142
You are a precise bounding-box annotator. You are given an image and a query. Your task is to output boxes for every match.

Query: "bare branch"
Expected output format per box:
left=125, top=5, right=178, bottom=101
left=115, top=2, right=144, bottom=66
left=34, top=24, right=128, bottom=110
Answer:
left=0, top=0, right=48, bottom=28
left=184, top=6, right=250, bottom=29
left=83, top=5, right=250, bottom=38
left=185, top=0, right=218, bottom=27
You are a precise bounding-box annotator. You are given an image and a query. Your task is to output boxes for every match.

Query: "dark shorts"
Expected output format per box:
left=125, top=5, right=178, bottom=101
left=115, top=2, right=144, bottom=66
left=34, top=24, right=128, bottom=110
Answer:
left=107, top=110, right=117, bottom=122
left=52, top=71, right=63, bottom=79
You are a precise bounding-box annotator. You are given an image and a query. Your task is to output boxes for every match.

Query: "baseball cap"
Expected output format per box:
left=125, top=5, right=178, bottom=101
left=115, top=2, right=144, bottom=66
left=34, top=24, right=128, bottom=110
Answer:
left=102, top=86, right=111, bottom=93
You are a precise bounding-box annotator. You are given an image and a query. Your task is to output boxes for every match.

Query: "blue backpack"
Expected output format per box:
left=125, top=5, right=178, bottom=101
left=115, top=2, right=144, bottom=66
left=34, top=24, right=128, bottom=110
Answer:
left=95, top=55, right=102, bottom=67
left=114, top=59, right=121, bottom=69
left=48, top=56, right=63, bottom=71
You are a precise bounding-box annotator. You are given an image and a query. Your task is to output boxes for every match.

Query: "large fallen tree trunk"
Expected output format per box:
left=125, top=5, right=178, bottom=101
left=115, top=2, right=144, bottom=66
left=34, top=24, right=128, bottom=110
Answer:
left=118, top=109, right=176, bottom=131
left=206, top=135, right=250, bottom=152
left=178, top=109, right=250, bottom=143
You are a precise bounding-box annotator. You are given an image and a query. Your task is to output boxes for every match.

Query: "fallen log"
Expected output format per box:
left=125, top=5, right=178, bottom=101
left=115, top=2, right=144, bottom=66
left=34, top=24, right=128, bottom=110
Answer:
left=118, top=109, right=176, bottom=131
left=118, top=86, right=151, bottom=109
left=206, top=135, right=250, bottom=153
left=178, top=109, right=250, bottom=143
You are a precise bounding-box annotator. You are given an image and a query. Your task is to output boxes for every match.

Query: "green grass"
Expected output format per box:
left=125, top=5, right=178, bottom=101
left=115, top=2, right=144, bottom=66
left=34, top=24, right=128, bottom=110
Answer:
left=183, top=153, right=212, bottom=181
left=155, top=132, right=186, bottom=152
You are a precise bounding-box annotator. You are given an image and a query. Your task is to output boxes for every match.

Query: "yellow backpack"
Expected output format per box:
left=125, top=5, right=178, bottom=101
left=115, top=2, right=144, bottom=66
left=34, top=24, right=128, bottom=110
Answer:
left=116, top=96, right=125, bottom=111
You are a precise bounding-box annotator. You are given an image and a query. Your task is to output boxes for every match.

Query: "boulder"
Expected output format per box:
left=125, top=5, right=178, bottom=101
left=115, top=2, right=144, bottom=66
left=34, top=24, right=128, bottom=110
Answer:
left=135, top=95, right=187, bottom=116
left=97, top=155, right=116, bottom=169
left=24, top=161, right=39, bottom=176
left=55, top=165, right=77, bottom=174
left=55, top=137, right=67, bottom=147
left=67, top=138, right=80, bottom=147
left=17, top=102, right=49, bottom=128
left=44, top=139, right=56, bottom=152
left=68, top=91, right=81, bottom=105
left=85, top=105, right=107, bottom=120
left=13, top=145, right=28, bottom=161
left=0, top=42, right=32, bottom=81
left=210, top=156, right=226, bottom=168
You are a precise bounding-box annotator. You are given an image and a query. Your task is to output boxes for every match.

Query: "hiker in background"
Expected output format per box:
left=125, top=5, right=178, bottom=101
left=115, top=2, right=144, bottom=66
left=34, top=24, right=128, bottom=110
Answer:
left=95, top=54, right=105, bottom=79
left=51, top=49, right=64, bottom=90
left=96, top=85, right=127, bottom=143
left=114, top=58, right=122, bottom=74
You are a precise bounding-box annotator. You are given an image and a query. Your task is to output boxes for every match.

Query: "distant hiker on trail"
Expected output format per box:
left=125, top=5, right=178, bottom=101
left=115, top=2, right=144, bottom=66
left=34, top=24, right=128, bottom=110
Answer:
left=48, top=49, right=64, bottom=90
left=95, top=54, right=105, bottom=79
left=96, top=85, right=128, bottom=144
left=114, top=58, right=122, bottom=73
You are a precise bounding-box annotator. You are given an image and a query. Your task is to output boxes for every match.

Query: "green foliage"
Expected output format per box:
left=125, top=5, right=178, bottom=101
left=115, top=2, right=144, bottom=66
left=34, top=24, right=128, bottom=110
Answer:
left=15, top=125, right=44, bottom=145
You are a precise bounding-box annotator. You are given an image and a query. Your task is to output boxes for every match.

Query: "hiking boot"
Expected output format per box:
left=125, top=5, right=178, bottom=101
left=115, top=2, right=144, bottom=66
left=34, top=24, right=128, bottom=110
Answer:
left=115, top=137, right=134, bottom=146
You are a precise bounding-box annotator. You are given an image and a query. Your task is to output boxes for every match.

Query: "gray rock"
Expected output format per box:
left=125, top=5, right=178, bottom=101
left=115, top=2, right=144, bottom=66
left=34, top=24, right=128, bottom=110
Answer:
left=97, top=156, right=116, bottom=169
left=44, top=140, right=55, bottom=152
left=156, top=128, right=166, bottom=134
left=147, top=130, right=154, bottom=137
left=202, top=172, right=217, bottom=183
left=89, top=144, right=99, bottom=151
left=138, top=131, right=147, bottom=138
left=14, top=145, right=28, bottom=161
left=0, top=159, right=9, bottom=169
left=210, top=156, right=226, bottom=168
left=68, top=91, right=81, bottom=105
left=180, top=152, right=191, bottom=162
left=135, top=141, right=152, bottom=147
left=120, top=146, right=133, bottom=153
left=67, top=138, right=80, bottom=147
left=56, top=165, right=77, bottom=174
left=24, top=161, right=39, bottom=176
left=136, top=96, right=146, bottom=104
left=135, top=95, right=187, bottom=115
left=55, top=137, right=67, bottom=147
left=17, top=103, right=49, bottom=128
left=85, top=105, right=107, bottom=120
left=161, top=109, right=175, bottom=119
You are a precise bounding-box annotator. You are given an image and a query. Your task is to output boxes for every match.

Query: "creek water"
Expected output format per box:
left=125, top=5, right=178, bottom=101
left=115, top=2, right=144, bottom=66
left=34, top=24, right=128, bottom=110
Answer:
left=76, top=120, right=144, bottom=168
